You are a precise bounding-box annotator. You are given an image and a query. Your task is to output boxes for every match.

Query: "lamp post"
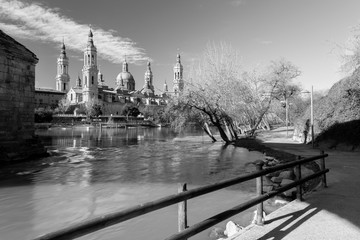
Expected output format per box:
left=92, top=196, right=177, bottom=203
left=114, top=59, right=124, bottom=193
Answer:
left=302, top=86, right=314, bottom=148
left=285, top=97, right=289, bottom=137
left=310, top=86, right=314, bottom=148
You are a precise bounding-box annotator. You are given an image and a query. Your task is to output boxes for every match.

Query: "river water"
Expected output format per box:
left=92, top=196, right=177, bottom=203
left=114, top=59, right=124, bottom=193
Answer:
left=0, top=127, right=265, bottom=240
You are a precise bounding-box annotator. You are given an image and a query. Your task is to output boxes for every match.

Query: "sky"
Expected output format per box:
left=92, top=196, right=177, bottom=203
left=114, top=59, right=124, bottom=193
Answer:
left=1, top=0, right=360, bottom=94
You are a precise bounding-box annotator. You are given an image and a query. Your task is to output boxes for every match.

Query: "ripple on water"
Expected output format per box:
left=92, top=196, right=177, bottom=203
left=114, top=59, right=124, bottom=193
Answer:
left=0, top=128, right=265, bottom=239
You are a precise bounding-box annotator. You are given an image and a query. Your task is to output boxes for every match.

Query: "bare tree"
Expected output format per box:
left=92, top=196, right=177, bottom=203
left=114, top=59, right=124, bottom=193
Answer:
left=182, top=42, right=245, bottom=143
left=168, top=43, right=301, bottom=143
left=339, top=29, right=360, bottom=74
left=83, top=98, right=103, bottom=118
left=267, top=59, right=301, bottom=127
left=56, top=96, right=71, bottom=114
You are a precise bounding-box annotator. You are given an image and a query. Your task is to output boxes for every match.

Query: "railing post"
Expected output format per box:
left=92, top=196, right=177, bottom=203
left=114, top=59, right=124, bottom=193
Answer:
left=178, top=183, right=188, bottom=234
left=295, top=156, right=303, bottom=201
left=320, top=150, right=328, bottom=188
left=255, top=161, right=264, bottom=225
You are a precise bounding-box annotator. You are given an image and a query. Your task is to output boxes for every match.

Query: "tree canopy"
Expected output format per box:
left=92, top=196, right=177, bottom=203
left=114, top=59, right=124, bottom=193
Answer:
left=165, top=43, right=301, bottom=143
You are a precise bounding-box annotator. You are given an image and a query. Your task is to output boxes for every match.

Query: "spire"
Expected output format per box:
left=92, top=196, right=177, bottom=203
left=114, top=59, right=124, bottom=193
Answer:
left=177, top=53, right=181, bottom=63
left=60, top=39, right=67, bottom=58
left=164, top=79, right=168, bottom=92
left=122, top=57, right=128, bottom=72
left=76, top=75, right=82, bottom=88
left=87, top=26, right=94, bottom=47
left=61, top=37, right=65, bottom=51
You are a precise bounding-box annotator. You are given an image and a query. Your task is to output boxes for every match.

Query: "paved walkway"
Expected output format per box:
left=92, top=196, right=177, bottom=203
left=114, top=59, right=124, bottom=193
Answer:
left=228, top=129, right=360, bottom=240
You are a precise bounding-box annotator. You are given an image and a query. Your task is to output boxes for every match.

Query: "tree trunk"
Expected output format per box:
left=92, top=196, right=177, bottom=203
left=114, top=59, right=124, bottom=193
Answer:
left=202, top=122, right=217, bottom=142
left=224, top=120, right=234, bottom=140
left=215, top=122, right=230, bottom=143
left=229, top=120, right=239, bottom=140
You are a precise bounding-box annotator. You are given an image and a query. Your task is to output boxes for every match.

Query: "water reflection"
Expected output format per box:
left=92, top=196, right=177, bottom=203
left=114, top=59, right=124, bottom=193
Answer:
left=0, top=127, right=266, bottom=240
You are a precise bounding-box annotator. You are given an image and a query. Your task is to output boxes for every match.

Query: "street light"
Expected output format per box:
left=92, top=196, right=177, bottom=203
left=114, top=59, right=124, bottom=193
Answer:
left=302, top=86, right=314, bottom=148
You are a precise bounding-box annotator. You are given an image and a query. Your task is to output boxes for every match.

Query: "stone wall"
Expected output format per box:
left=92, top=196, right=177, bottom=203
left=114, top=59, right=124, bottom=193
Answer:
left=0, top=30, right=47, bottom=162
left=0, top=30, right=38, bottom=142
left=0, top=55, right=36, bottom=141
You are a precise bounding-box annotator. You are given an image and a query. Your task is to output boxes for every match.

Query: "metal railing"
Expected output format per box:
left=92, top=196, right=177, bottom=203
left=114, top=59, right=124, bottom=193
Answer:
left=33, top=151, right=329, bottom=240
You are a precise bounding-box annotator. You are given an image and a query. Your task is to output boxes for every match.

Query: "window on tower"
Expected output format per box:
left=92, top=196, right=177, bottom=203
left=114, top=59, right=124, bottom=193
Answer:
left=92, top=76, right=94, bottom=84
left=63, top=83, right=66, bottom=91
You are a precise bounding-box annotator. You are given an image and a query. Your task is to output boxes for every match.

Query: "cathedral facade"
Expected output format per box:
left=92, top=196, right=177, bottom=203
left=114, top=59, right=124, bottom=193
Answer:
left=50, top=30, right=184, bottom=114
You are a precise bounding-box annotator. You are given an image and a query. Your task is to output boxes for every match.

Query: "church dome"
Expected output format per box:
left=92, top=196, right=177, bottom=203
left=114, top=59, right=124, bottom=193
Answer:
left=116, top=71, right=134, bottom=83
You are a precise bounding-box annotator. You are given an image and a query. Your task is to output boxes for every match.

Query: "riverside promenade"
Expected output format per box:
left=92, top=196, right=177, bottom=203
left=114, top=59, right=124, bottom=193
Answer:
left=228, top=128, right=360, bottom=240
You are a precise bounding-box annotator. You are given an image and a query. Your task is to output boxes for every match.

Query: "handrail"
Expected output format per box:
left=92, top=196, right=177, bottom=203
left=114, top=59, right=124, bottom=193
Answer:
left=33, top=153, right=329, bottom=240
left=166, top=169, right=329, bottom=240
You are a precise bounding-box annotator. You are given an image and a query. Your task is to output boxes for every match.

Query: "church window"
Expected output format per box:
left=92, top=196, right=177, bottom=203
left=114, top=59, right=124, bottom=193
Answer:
left=63, top=83, right=66, bottom=91
left=88, top=54, right=90, bottom=64
left=71, top=94, right=73, bottom=101
left=92, top=76, right=94, bottom=84
left=64, top=66, right=66, bottom=73
left=85, top=76, right=87, bottom=85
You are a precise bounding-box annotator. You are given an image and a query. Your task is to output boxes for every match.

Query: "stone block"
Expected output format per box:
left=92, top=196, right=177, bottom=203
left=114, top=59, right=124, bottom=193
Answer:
left=0, top=64, right=6, bottom=72
left=266, top=170, right=281, bottom=178
left=279, top=170, right=295, bottom=180
left=209, top=227, right=226, bottom=240
left=263, top=185, right=274, bottom=193
left=224, top=221, right=243, bottom=237
left=280, top=179, right=294, bottom=186
left=283, top=187, right=297, bottom=197
left=294, top=166, right=315, bottom=179
left=263, top=176, right=274, bottom=186
left=271, top=176, right=283, bottom=184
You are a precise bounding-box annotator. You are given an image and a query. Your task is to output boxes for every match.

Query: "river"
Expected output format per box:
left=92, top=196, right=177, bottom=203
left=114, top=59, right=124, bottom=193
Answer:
left=0, top=126, right=265, bottom=240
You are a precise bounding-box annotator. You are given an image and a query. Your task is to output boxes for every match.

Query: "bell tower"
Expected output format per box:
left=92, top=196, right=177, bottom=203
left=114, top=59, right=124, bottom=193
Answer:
left=173, top=53, right=183, bottom=94
left=55, top=41, right=70, bottom=92
left=142, top=61, right=155, bottom=95
left=82, top=29, right=98, bottom=102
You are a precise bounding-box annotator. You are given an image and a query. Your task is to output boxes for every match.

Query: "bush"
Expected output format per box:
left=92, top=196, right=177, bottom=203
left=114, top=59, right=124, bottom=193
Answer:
left=35, top=107, right=53, bottom=123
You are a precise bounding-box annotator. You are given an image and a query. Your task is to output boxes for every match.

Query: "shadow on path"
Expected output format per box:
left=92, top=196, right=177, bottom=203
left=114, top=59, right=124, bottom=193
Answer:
left=259, top=205, right=320, bottom=240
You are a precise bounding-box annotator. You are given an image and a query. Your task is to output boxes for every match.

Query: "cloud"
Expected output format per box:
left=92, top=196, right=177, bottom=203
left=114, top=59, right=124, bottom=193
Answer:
left=255, top=38, right=273, bottom=45
left=0, top=0, right=148, bottom=64
left=230, top=0, right=246, bottom=7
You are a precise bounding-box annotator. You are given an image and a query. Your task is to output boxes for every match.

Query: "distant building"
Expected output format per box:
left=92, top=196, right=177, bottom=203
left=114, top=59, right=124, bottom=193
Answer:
left=55, top=40, right=70, bottom=92
left=35, top=87, right=66, bottom=108
left=35, top=30, right=184, bottom=113
left=173, top=53, right=184, bottom=95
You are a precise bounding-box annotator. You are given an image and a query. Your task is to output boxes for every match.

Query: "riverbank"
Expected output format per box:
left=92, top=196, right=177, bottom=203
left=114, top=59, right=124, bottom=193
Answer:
left=210, top=127, right=322, bottom=239
left=233, top=135, right=297, bottom=163
left=226, top=130, right=360, bottom=240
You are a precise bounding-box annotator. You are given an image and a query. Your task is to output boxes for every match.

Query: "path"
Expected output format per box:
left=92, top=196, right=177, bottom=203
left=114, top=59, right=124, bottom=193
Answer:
left=227, top=127, right=360, bottom=240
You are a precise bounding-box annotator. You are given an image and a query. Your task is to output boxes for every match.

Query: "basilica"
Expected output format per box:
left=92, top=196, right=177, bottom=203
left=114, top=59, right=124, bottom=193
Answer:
left=36, top=30, right=184, bottom=113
